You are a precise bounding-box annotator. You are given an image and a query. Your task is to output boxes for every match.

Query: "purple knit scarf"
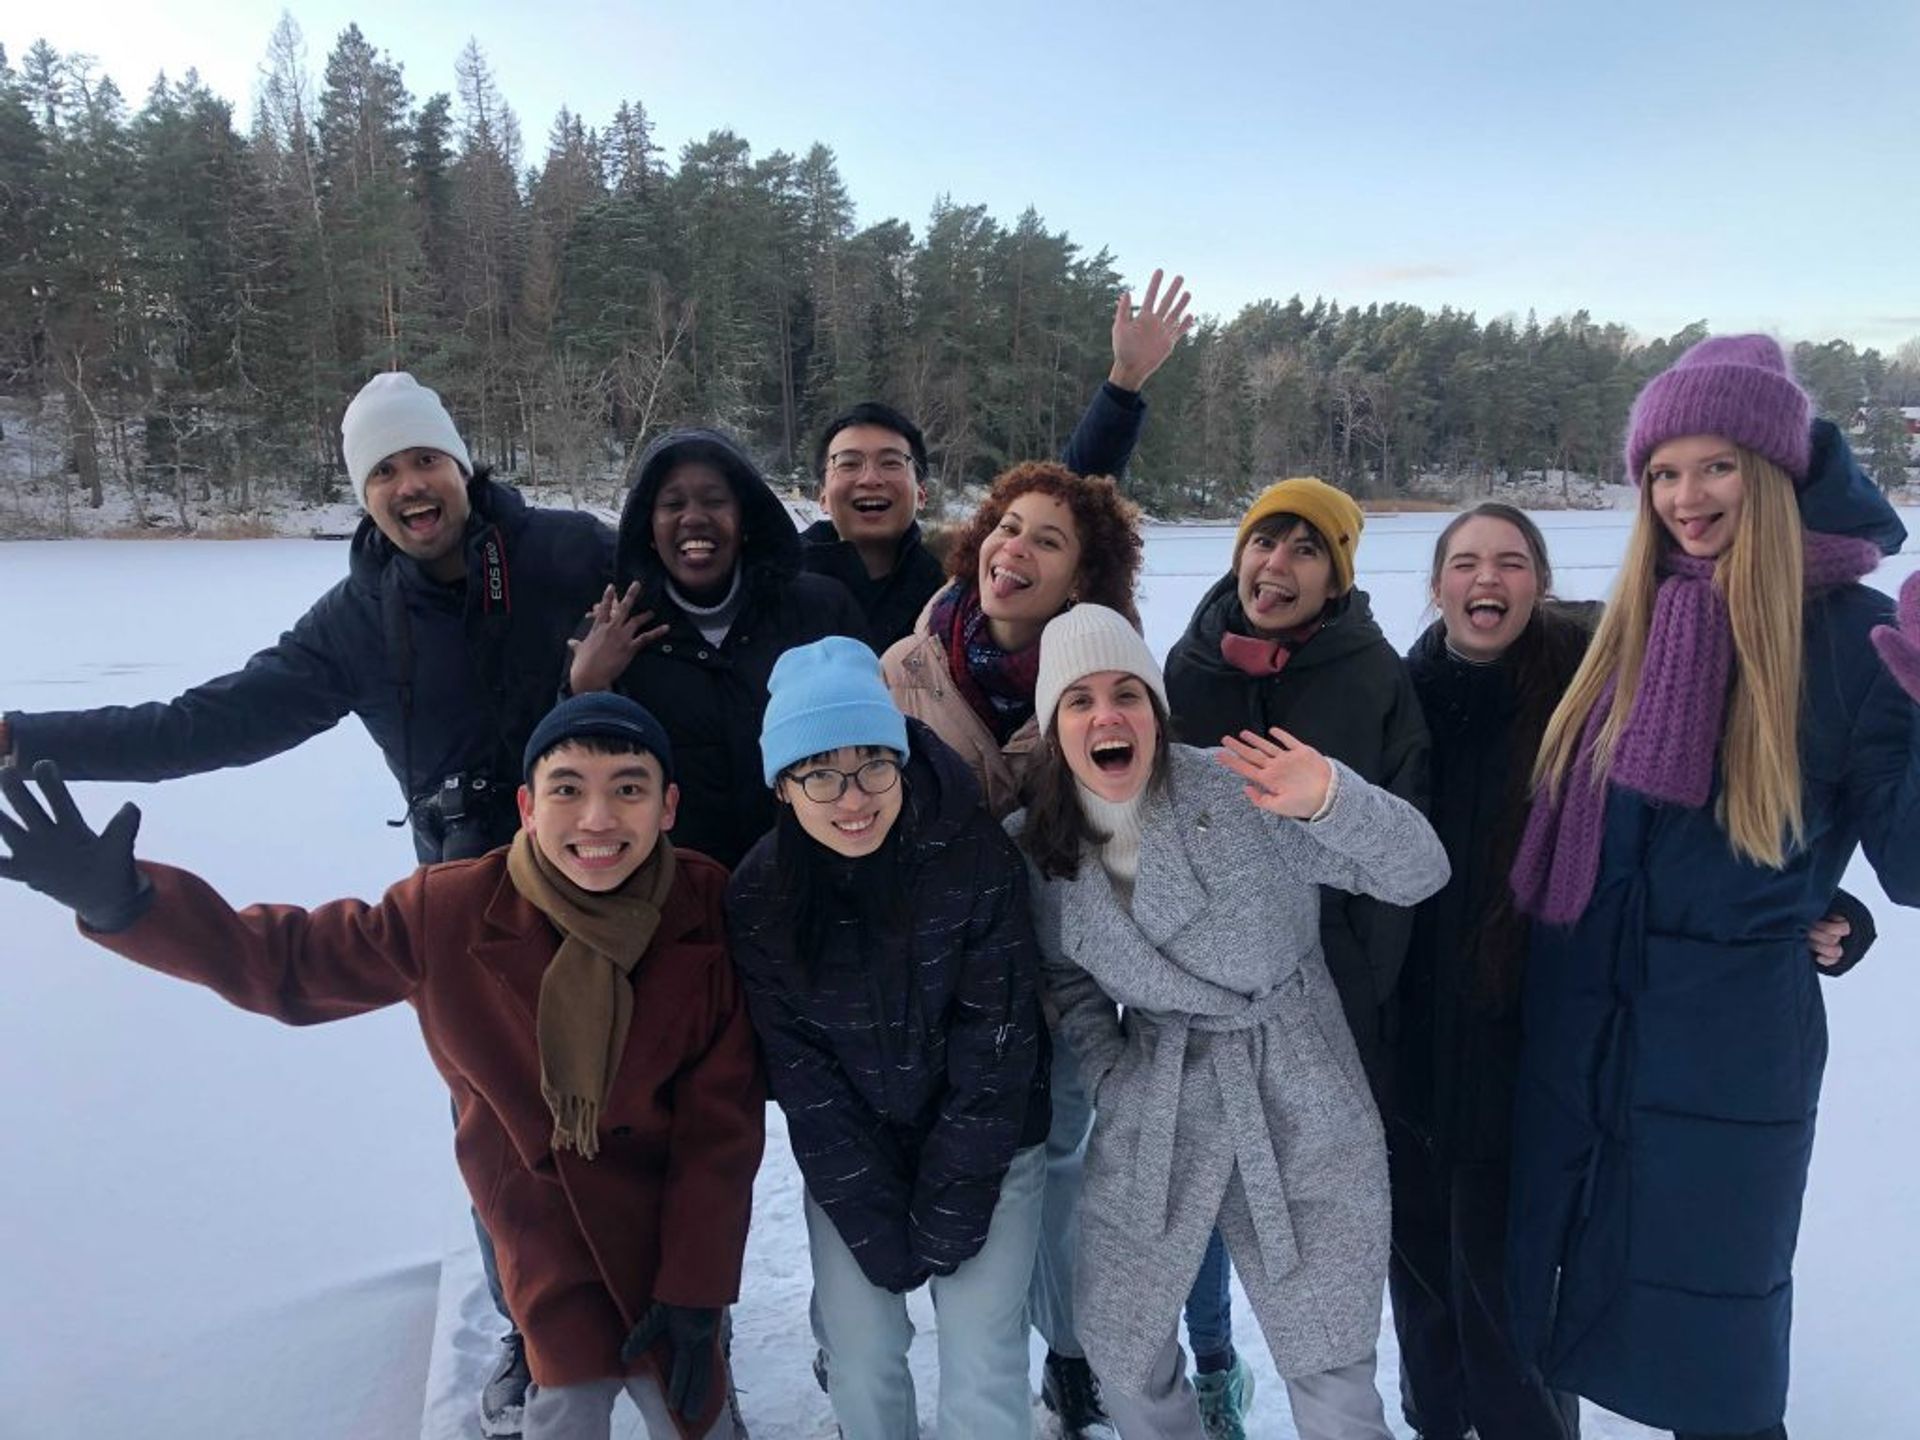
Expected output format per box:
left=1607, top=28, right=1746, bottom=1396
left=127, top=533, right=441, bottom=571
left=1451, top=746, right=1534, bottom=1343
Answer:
left=1510, top=533, right=1881, bottom=925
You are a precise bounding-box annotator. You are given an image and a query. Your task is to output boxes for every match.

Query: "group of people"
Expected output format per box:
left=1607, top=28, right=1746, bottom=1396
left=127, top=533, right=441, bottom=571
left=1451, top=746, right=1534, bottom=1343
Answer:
left=1, top=305, right=1915, bottom=1440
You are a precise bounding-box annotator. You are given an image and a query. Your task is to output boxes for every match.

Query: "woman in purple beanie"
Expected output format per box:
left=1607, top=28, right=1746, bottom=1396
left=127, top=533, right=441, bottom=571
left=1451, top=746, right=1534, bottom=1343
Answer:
left=1502, top=335, right=1920, bottom=1439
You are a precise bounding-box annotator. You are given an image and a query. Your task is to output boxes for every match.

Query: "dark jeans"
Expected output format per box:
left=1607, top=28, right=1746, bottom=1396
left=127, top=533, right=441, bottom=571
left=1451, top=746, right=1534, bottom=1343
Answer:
left=1182, top=1228, right=1234, bottom=1363
left=1388, top=1142, right=1576, bottom=1440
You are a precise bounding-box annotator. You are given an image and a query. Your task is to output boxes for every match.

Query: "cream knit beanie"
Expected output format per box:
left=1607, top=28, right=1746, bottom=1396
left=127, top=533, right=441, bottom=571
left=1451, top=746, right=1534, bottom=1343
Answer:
left=1035, top=604, right=1168, bottom=735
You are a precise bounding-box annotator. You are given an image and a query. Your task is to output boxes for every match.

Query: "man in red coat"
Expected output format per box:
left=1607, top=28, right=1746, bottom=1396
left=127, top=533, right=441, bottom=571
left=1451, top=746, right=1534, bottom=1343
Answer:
left=0, top=693, right=764, bottom=1440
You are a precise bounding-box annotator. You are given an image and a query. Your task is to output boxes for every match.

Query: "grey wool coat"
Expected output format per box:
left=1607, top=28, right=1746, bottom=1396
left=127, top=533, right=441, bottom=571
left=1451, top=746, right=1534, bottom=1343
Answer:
left=1012, top=745, right=1449, bottom=1394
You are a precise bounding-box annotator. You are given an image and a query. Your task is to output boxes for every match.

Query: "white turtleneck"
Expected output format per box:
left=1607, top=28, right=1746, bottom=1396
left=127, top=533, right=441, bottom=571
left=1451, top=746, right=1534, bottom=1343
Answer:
left=1078, top=782, right=1147, bottom=910
left=667, top=569, right=745, bottom=647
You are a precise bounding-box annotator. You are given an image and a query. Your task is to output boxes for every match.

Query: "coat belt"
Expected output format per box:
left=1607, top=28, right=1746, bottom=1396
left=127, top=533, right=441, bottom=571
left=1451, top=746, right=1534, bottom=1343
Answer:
left=1132, top=976, right=1303, bottom=1280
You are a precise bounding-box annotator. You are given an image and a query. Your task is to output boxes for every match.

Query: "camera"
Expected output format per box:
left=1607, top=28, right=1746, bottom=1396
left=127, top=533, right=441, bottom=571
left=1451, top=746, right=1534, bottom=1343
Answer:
left=416, top=772, right=515, bottom=862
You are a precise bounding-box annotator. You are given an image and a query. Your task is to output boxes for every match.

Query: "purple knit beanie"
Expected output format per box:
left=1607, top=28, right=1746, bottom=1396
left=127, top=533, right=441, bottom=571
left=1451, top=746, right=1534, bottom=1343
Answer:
left=1624, top=334, right=1812, bottom=484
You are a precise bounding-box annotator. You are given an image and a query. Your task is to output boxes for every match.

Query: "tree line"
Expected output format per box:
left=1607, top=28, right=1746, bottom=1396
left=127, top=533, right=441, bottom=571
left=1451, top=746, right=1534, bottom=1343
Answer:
left=2, top=20, right=1914, bottom=526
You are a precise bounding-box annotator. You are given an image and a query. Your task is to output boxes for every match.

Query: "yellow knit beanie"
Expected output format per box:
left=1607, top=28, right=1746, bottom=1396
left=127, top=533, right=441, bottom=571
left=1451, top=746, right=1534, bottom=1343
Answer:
left=1231, top=478, right=1365, bottom=595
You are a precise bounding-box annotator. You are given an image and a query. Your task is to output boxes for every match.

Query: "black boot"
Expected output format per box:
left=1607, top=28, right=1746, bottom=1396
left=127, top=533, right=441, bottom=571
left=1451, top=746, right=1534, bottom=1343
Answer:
left=1041, top=1350, right=1109, bottom=1436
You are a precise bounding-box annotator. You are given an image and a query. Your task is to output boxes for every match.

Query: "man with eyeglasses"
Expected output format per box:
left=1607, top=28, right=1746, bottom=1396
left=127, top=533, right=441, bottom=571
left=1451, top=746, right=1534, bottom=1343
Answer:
left=801, top=269, right=1195, bottom=650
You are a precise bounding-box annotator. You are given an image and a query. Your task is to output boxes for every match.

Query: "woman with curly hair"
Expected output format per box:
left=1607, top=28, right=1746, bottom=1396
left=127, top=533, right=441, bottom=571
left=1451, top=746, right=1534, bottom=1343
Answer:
left=880, top=457, right=1144, bottom=1434
left=882, top=459, right=1144, bottom=819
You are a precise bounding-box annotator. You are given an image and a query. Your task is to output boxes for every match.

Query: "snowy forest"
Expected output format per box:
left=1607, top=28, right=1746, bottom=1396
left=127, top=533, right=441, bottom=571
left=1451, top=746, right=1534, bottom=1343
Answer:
left=2, top=18, right=1917, bottom=525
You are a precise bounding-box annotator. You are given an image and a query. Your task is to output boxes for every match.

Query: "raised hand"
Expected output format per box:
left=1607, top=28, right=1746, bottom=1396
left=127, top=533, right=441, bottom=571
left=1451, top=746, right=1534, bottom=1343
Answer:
left=1214, top=726, right=1334, bottom=820
left=568, top=582, right=669, bottom=695
left=1109, top=268, right=1195, bottom=392
left=0, top=760, right=150, bottom=931
left=1870, top=570, right=1920, bottom=704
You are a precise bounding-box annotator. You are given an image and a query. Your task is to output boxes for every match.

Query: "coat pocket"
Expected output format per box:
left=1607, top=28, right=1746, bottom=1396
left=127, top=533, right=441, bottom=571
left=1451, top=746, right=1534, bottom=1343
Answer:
left=1628, top=1107, right=1814, bottom=1297
left=1635, top=934, right=1825, bottom=1125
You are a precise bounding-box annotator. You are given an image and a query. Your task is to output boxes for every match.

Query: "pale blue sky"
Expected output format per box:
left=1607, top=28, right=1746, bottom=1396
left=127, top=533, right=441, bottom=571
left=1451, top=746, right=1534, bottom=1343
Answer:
left=11, top=0, right=1918, bottom=349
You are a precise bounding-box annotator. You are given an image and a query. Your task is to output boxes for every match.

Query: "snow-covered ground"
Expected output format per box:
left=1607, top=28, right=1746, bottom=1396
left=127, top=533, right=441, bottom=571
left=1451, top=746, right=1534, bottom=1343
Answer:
left=1, top=511, right=1915, bottom=1439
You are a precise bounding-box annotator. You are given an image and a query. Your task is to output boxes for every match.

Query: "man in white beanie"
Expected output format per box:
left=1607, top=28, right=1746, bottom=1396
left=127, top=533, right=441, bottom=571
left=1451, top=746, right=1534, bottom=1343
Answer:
left=0, top=370, right=617, bottom=1436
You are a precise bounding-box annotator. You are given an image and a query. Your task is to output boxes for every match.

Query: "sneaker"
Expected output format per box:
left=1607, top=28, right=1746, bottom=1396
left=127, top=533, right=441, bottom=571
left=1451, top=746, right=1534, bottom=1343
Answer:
left=1040, top=1350, right=1108, bottom=1436
left=479, top=1330, right=531, bottom=1438
left=1193, top=1355, right=1255, bottom=1440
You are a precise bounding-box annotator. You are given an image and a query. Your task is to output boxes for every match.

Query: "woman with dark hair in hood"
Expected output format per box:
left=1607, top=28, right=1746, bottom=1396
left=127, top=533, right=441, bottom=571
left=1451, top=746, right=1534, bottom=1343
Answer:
left=569, top=428, right=866, bottom=869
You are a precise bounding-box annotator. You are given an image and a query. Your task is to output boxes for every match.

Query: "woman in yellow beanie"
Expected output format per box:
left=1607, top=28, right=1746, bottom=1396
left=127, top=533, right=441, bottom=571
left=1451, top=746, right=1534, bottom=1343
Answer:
left=1162, top=477, right=1430, bottom=1434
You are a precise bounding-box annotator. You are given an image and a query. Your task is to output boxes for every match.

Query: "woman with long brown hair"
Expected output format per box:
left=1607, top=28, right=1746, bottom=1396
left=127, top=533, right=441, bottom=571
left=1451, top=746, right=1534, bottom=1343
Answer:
left=1503, top=336, right=1920, bottom=1440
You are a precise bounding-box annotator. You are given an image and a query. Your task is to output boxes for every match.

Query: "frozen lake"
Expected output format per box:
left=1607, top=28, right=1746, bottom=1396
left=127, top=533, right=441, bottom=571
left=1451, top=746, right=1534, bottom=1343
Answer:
left=1, top=510, right=1914, bottom=1438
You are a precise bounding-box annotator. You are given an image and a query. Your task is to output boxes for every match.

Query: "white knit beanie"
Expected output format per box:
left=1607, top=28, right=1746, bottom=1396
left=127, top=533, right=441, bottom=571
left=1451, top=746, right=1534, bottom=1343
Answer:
left=340, top=373, right=472, bottom=506
left=1035, top=604, right=1168, bottom=735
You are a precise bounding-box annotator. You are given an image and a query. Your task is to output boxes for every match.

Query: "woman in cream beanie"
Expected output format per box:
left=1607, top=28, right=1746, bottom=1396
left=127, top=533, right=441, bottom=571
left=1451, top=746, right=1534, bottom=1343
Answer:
left=1013, top=603, right=1448, bottom=1440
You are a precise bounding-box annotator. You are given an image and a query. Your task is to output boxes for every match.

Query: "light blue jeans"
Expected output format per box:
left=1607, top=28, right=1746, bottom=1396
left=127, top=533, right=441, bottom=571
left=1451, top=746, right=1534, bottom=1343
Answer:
left=1028, top=1031, right=1095, bottom=1358
left=806, top=1142, right=1047, bottom=1440
left=523, top=1374, right=735, bottom=1439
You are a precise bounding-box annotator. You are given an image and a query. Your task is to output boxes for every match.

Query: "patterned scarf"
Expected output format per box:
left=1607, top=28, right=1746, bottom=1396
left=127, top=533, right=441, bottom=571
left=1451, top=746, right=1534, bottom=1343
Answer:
left=505, top=831, right=678, bottom=1158
left=1511, top=533, right=1881, bottom=925
left=929, top=582, right=1043, bottom=743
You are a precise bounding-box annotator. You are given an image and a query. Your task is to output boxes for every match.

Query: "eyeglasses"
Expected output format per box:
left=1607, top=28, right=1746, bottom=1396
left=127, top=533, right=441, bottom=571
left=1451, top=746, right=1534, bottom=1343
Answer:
left=827, top=449, right=914, bottom=479
left=785, top=756, right=903, bottom=803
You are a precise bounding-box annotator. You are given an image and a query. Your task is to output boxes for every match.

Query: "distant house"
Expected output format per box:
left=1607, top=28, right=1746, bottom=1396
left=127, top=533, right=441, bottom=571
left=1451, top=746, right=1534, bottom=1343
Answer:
left=1849, top=405, right=1920, bottom=461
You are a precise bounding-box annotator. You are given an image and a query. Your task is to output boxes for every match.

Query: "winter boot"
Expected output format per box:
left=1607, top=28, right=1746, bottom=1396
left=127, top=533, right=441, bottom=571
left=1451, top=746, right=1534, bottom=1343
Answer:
left=479, top=1329, right=531, bottom=1438
left=1193, top=1354, right=1255, bottom=1440
left=1041, top=1350, right=1109, bottom=1437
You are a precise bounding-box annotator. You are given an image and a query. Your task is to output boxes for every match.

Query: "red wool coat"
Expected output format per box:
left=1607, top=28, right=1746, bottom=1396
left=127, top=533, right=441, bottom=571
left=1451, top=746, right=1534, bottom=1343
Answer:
left=87, top=848, right=765, bottom=1427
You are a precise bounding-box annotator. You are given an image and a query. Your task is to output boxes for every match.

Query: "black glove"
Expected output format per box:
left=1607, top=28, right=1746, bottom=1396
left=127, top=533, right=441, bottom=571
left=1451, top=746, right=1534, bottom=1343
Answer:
left=0, top=760, right=151, bottom=932
left=619, top=1301, right=720, bottom=1421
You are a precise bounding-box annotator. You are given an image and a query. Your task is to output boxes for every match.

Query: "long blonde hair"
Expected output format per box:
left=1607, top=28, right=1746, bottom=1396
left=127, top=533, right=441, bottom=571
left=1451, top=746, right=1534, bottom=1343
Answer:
left=1531, top=446, right=1806, bottom=867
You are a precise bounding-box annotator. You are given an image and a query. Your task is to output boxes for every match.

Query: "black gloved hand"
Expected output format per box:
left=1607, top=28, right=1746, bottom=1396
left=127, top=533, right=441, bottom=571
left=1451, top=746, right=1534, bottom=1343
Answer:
left=0, top=760, right=151, bottom=932
left=619, top=1301, right=720, bottom=1421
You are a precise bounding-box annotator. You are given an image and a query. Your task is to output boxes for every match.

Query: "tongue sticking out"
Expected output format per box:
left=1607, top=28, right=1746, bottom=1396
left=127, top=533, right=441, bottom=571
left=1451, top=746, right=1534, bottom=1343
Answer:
left=989, top=570, right=1027, bottom=601
left=1252, top=588, right=1295, bottom=618
left=1467, top=605, right=1505, bottom=632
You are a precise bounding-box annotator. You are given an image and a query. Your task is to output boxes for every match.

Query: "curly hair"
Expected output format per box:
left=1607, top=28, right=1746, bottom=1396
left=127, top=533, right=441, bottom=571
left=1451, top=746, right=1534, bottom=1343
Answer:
left=944, top=461, right=1144, bottom=625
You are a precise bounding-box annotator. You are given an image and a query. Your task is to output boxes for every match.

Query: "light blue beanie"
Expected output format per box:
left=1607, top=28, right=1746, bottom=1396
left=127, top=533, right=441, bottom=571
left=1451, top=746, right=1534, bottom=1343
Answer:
left=760, top=636, right=909, bottom=787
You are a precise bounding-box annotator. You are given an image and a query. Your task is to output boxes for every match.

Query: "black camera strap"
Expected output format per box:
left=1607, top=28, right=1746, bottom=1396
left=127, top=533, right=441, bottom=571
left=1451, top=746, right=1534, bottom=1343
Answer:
left=380, top=517, right=520, bottom=838
left=382, top=566, right=417, bottom=832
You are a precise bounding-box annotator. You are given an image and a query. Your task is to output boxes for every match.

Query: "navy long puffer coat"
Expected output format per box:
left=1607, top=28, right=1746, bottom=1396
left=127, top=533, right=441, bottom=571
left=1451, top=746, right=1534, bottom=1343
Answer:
left=1505, top=421, right=1920, bottom=1433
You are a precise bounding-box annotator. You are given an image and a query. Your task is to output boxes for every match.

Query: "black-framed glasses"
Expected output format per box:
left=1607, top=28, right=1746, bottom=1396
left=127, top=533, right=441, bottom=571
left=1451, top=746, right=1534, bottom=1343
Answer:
left=826, top=449, right=914, bottom=479
left=785, top=756, right=903, bottom=803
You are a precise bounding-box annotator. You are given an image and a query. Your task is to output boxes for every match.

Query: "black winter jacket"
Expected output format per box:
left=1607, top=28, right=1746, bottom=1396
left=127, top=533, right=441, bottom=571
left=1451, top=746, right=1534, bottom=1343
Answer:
left=798, top=380, right=1149, bottom=652
left=1395, top=605, right=1594, bottom=1163
left=1164, top=581, right=1431, bottom=1086
left=7, top=478, right=613, bottom=861
left=609, top=430, right=866, bottom=869
left=726, top=722, right=1050, bottom=1292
